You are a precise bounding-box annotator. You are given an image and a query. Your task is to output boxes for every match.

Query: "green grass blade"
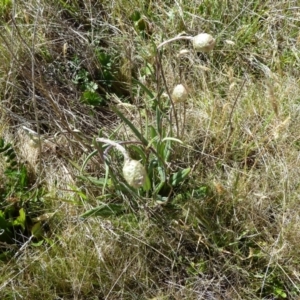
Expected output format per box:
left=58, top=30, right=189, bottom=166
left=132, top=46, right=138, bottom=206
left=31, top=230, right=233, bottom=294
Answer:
left=132, top=78, right=154, bottom=99
left=111, top=106, right=148, bottom=146
left=80, top=204, right=124, bottom=219
left=170, top=167, right=191, bottom=187
left=80, top=149, right=98, bottom=174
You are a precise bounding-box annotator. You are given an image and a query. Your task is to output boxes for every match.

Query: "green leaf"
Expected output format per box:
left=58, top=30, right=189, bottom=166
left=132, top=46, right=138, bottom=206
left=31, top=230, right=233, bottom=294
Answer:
left=86, top=81, right=98, bottom=92
left=132, top=78, right=154, bottom=99
left=156, top=107, right=163, bottom=136
left=19, top=165, right=28, bottom=188
left=80, top=91, right=104, bottom=106
left=147, top=136, right=159, bottom=149
left=81, top=149, right=98, bottom=174
left=0, top=141, right=11, bottom=153
left=149, top=125, right=158, bottom=140
left=68, top=185, right=88, bottom=201
left=157, top=164, right=166, bottom=182
left=131, top=10, right=141, bottom=22
left=140, top=62, right=154, bottom=77
left=128, top=144, right=147, bottom=161
left=31, top=240, right=44, bottom=247
left=274, top=287, right=287, bottom=298
left=170, top=167, right=191, bottom=186
left=31, top=222, right=43, bottom=238
left=78, top=175, right=108, bottom=186
left=156, top=139, right=168, bottom=160
left=143, top=174, right=151, bottom=191
left=6, top=148, right=15, bottom=158
left=96, top=51, right=111, bottom=66
left=134, top=18, right=147, bottom=31
left=162, top=139, right=171, bottom=161
left=111, top=106, right=148, bottom=146
left=154, top=180, right=165, bottom=194
left=0, top=210, right=10, bottom=229
left=10, top=161, right=18, bottom=168
left=80, top=204, right=124, bottom=219
left=13, top=208, right=26, bottom=230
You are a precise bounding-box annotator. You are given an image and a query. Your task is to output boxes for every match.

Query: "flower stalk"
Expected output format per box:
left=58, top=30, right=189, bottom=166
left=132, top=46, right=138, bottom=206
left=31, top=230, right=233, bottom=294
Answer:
left=157, top=33, right=215, bottom=52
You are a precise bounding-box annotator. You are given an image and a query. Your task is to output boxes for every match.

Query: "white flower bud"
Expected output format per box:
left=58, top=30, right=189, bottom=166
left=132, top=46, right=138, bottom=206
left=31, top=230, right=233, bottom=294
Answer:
left=171, top=84, right=188, bottom=104
left=122, top=159, right=147, bottom=188
left=96, top=137, right=147, bottom=189
left=192, top=33, right=215, bottom=52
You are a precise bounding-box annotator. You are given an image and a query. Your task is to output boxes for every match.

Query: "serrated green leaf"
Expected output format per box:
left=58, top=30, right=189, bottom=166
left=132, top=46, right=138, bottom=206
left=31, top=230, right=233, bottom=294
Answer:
left=80, top=91, right=104, bottom=106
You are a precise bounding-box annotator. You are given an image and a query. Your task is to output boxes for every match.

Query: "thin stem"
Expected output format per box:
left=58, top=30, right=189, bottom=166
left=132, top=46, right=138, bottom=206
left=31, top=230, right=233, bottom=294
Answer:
left=211, top=77, right=246, bottom=155
left=157, top=51, right=180, bottom=138
left=96, top=138, right=130, bottom=162
left=157, top=36, right=193, bottom=49
left=31, top=5, right=42, bottom=182
left=181, top=103, right=187, bottom=138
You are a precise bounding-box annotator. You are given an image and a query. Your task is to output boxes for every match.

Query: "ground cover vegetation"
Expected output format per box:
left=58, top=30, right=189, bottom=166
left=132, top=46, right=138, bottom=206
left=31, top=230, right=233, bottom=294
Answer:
left=0, top=0, right=300, bottom=299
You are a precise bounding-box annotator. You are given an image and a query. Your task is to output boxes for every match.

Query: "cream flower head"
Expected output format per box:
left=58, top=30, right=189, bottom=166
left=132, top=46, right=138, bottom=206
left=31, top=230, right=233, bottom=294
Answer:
left=192, top=33, right=216, bottom=52
left=122, top=159, right=147, bottom=188
left=171, top=84, right=188, bottom=104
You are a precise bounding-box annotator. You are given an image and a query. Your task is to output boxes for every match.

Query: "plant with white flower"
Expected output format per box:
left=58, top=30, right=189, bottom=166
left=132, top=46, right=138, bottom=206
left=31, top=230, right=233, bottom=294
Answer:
left=96, top=138, right=147, bottom=189
left=157, top=32, right=215, bottom=52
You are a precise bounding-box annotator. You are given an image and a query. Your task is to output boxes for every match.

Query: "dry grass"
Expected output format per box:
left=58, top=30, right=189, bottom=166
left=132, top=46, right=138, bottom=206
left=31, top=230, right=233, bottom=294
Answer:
left=0, top=0, right=300, bottom=299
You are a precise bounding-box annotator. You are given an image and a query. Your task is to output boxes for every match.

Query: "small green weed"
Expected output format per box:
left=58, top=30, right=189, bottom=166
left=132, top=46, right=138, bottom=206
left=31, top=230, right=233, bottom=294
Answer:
left=0, top=138, right=46, bottom=258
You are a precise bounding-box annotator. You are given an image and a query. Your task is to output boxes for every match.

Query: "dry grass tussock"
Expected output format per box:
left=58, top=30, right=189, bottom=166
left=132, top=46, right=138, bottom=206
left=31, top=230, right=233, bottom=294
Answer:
left=1, top=0, right=300, bottom=299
